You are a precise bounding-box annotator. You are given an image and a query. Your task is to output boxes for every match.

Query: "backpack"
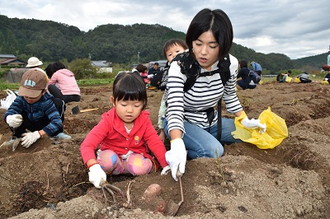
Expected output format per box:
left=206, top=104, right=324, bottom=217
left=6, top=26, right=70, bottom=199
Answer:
left=172, top=51, right=231, bottom=91
left=248, top=70, right=261, bottom=84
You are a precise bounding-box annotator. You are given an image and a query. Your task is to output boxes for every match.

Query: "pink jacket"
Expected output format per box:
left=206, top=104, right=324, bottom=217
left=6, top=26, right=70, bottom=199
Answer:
left=80, top=108, right=168, bottom=168
left=48, top=69, right=80, bottom=95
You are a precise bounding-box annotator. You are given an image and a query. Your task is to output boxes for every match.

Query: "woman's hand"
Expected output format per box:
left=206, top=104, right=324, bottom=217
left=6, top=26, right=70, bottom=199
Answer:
left=165, top=138, right=187, bottom=181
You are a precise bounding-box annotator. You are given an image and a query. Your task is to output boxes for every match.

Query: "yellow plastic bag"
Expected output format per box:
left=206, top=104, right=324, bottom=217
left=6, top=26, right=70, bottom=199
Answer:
left=232, top=107, right=288, bottom=149
left=285, top=76, right=292, bottom=82
left=293, top=77, right=300, bottom=83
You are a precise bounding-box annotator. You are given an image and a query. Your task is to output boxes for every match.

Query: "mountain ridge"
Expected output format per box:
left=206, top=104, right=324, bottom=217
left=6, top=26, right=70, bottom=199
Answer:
left=0, top=15, right=327, bottom=73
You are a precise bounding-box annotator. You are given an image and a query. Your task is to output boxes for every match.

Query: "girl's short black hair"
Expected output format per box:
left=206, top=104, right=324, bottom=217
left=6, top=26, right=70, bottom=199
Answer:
left=113, top=72, right=147, bottom=109
left=163, top=39, right=188, bottom=58
left=186, top=8, right=233, bottom=60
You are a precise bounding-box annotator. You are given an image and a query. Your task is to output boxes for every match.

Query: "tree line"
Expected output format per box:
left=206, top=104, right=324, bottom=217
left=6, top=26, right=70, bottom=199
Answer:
left=0, top=15, right=327, bottom=74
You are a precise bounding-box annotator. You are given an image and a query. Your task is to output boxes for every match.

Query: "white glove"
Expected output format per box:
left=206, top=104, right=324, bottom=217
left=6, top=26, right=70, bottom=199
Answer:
left=88, top=164, right=107, bottom=188
left=325, top=78, right=328, bottom=81
left=21, top=131, right=40, bottom=148
left=241, top=117, right=266, bottom=133
left=160, top=165, right=171, bottom=176
left=6, top=114, right=23, bottom=128
left=147, top=74, right=154, bottom=78
left=165, top=138, right=187, bottom=181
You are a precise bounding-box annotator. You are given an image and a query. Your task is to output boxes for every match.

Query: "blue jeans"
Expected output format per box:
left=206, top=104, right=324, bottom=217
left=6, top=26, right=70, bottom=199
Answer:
left=164, top=118, right=242, bottom=159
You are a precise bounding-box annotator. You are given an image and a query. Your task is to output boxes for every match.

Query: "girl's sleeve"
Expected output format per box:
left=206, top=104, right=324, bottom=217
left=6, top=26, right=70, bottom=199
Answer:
left=143, top=117, right=168, bottom=168
left=80, top=115, right=110, bottom=164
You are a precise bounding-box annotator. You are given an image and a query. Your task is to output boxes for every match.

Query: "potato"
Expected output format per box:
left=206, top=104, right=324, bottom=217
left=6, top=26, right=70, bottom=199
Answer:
left=143, top=183, right=162, bottom=203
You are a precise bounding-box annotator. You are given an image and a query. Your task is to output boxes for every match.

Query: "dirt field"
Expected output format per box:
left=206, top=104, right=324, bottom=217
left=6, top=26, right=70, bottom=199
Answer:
left=0, top=81, right=329, bottom=219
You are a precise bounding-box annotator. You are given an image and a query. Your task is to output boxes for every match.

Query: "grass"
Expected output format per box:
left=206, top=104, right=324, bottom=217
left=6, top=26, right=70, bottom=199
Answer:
left=77, top=78, right=115, bottom=86
left=0, top=82, right=19, bottom=91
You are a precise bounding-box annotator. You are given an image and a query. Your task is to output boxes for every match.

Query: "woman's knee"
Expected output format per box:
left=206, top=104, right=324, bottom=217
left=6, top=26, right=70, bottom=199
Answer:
left=184, top=135, right=224, bottom=158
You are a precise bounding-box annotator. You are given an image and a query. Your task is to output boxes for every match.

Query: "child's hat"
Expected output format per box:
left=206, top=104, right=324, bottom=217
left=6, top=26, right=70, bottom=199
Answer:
left=18, top=69, right=48, bottom=98
left=26, top=57, right=43, bottom=67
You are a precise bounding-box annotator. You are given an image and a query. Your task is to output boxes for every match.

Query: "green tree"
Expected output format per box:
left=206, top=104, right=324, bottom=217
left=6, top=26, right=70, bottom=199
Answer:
left=68, top=58, right=97, bottom=79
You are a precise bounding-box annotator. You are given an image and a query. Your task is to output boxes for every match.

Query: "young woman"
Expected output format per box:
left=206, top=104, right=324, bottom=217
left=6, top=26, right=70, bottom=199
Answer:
left=164, top=8, right=266, bottom=181
left=80, top=72, right=169, bottom=188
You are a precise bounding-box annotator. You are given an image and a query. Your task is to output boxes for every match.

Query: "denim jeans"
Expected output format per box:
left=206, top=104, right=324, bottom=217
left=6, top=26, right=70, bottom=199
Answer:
left=164, top=118, right=242, bottom=159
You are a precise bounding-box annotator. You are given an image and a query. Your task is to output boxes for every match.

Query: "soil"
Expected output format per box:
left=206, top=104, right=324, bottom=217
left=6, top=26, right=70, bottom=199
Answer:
left=0, top=82, right=329, bottom=219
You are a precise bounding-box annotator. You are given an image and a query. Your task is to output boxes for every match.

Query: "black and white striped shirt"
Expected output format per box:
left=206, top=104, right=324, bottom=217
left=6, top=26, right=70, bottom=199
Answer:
left=166, top=54, right=243, bottom=133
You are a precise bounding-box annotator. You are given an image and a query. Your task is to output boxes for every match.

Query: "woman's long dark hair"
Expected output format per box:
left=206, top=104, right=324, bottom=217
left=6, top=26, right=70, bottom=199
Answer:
left=186, top=8, right=233, bottom=60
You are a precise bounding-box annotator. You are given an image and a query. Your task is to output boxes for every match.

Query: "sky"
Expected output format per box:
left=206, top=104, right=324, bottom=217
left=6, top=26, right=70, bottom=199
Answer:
left=1, top=0, right=329, bottom=59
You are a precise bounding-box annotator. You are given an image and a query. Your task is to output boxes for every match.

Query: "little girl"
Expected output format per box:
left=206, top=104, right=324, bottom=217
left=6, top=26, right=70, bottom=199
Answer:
left=80, top=72, right=169, bottom=188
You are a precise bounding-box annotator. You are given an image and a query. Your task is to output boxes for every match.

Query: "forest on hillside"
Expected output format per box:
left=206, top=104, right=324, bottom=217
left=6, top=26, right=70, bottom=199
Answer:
left=0, top=15, right=327, bottom=73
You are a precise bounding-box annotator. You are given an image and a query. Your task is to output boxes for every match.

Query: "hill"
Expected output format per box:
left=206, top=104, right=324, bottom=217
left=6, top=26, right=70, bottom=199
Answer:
left=0, top=15, right=326, bottom=73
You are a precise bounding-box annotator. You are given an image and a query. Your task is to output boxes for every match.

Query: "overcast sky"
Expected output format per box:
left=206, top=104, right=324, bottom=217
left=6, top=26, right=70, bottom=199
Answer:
left=1, top=0, right=329, bottom=59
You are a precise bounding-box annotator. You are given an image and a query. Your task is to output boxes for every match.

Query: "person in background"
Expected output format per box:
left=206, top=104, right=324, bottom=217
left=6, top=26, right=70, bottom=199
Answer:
left=148, top=62, right=161, bottom=77
left=278, top=70, right=292, bottom=83
left=132, top=64, right=150, bottom=85
left=237, top=60, right=256, bottom=89
left=157, top=39, right=188, bottom=142
left=296, top=72, right=312, bottom=83
left=80, top=72, right=169, bottom=188
left=164, top=8, right=266, bottom=181
left=149, top=62, right=165, bottom=90
left=250, top=61, right=262, bottom=76
left=323, top=72, right=330, bottom=84
left=45, top=62, right=80, bottom=103
left=4, top=69, right=71, bottom=151
left=26, top=56, right=48, bottom=79
left=26, top=56, right=43, bottom=69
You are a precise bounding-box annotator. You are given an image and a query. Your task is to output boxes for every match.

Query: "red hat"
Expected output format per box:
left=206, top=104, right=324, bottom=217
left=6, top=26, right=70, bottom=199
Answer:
left=18, top=69, right=47, bottom=98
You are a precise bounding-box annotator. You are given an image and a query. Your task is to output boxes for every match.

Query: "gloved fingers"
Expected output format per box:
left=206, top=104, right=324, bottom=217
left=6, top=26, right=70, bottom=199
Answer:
left=14, top=114, right=23, bottom=120
left=170, top=163, right=179, bottom=181
left=178, top=160, right=186, bottom=177
left=258, top=123, right=267, bottom=133
left=21, top=139, right=32, bottom=148
left=21, top=135, right=32, bottom=148
left=161, top=165, right=171, bottom=175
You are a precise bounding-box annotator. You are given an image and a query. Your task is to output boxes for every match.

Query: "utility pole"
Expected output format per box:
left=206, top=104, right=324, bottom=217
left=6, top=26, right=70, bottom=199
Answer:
left=137, top=51, right=140, bottom=64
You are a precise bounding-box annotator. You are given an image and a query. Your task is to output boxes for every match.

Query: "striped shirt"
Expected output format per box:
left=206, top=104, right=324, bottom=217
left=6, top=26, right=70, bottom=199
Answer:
left=166, top=54, right=243, bottom=133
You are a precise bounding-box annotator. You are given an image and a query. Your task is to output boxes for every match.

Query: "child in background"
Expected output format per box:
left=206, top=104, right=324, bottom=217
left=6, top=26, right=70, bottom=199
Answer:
left=46, top=62, right=81, bottom=103
left=133, top=64, right=150, bottom=85
left=4, top=69, right=69, bottom=151
left=157, top=39, right=188, bottom=142
left=80, top=72, right=169, bottom=188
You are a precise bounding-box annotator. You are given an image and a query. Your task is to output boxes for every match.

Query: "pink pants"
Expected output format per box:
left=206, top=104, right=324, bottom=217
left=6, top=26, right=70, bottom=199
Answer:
left=97, top=150, right=153, bottom=175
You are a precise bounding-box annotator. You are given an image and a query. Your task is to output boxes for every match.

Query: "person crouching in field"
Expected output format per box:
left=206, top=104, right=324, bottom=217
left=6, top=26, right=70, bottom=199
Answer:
left=4, top=69, right=70, bottom=151
left=80, top=72, right=170, bottom=188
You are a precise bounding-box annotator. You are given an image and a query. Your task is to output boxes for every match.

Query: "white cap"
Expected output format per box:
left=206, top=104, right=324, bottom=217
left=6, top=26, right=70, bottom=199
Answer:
left=26, top=57, right=43, bottom=67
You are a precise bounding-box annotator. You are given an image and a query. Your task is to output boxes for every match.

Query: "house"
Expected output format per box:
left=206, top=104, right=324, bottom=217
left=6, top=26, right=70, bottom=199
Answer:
left=91, top=60, right=113, bottom=73
left=0, top=54, right=26, bottom=67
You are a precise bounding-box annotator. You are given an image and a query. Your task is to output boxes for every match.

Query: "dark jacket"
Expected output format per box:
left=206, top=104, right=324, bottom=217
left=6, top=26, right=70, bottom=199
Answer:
left=4, top=92, right=63, bottom=136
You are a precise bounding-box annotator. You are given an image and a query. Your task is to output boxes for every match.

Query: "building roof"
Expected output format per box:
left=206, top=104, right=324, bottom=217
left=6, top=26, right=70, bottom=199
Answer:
left=0, top=54, right=16, bottom=59
left=91, top=60, right=112, bottom=67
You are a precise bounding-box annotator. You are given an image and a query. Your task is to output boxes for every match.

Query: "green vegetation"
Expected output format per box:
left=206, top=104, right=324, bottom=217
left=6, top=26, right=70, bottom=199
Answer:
left=0, top=15, right=328, bottom=79
left=77, top=78, right=114, bottom=86
left=0, top=82, right=19, bottom=90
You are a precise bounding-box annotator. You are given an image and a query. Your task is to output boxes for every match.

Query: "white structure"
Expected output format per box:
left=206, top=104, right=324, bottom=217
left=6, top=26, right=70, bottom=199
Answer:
left=91, top=60, right=112, bottom=73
